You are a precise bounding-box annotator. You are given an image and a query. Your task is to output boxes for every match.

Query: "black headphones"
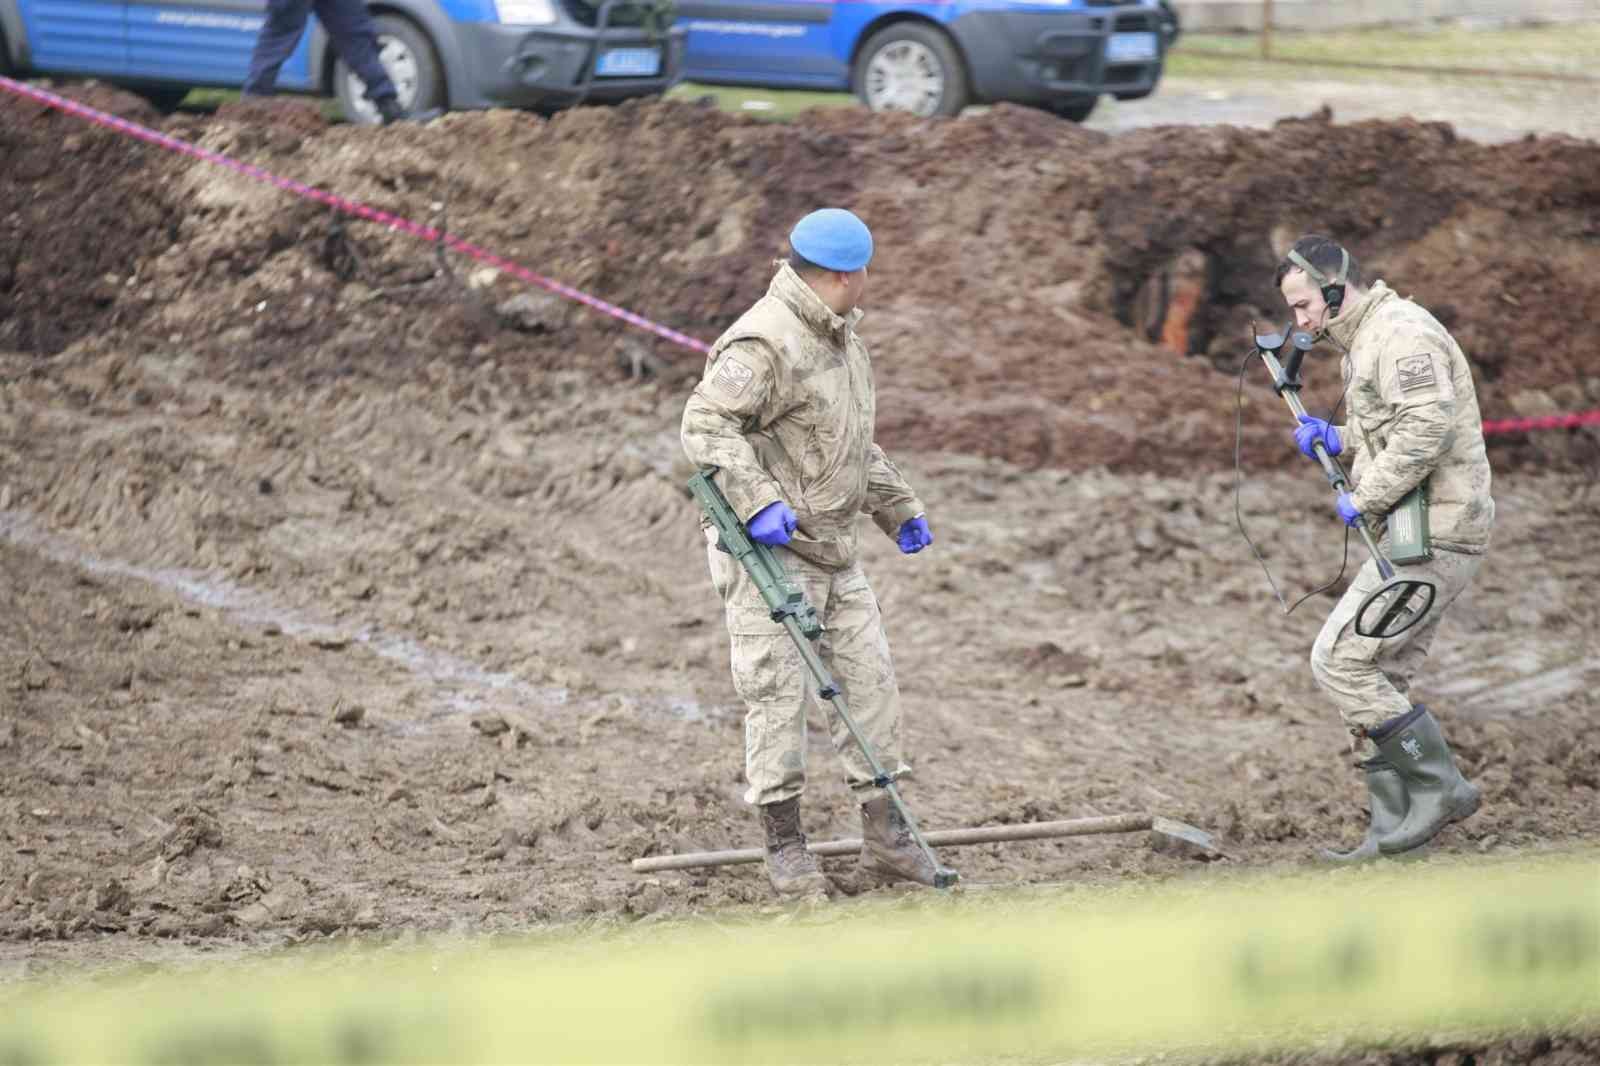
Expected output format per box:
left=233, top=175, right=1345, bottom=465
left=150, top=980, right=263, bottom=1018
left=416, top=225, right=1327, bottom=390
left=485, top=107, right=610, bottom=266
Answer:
left=1287, top=246, right=1349, bottom=318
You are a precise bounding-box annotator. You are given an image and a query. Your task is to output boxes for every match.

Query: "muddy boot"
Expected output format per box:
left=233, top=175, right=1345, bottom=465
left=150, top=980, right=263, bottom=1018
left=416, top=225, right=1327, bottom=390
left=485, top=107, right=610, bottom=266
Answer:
left=758, top=797, right=832, bottom=897
left=858, top=795, right=942, bottom=886
left=1320, top=756, right=1408, bottom=864
left=1370, top=704, right=1481, bottom=856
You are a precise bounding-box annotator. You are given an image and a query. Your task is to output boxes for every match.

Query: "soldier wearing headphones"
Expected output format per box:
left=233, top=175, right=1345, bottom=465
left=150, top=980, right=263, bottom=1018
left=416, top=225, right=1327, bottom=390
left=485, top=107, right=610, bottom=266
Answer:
left=1277, top=234, right=1495, bottom=861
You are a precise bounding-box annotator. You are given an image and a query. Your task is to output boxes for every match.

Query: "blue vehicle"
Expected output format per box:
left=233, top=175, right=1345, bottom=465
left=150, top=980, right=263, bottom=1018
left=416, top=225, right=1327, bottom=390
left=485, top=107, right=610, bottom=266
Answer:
left=0, top=0, right=685, bottom=121
left=677, top=0, right=1176, bottom=119
left=0, top=0, right=1168, bottom=123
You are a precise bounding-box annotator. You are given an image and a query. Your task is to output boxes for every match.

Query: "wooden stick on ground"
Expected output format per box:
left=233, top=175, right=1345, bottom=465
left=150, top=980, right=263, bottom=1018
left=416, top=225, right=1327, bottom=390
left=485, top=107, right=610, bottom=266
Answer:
left=630, top=813, right=1221, bottom=873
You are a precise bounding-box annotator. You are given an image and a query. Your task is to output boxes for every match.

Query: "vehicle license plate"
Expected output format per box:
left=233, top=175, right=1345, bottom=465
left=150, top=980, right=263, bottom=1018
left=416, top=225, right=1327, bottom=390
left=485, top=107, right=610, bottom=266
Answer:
left=595, top=47, right=661, bottom=77
left=1106, top=31, right=1159, bottom=62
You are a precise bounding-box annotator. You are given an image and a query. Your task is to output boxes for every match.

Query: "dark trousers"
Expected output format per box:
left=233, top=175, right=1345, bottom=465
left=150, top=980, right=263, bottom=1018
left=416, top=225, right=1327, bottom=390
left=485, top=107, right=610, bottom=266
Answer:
left=243, top=0, right=397, bottom=102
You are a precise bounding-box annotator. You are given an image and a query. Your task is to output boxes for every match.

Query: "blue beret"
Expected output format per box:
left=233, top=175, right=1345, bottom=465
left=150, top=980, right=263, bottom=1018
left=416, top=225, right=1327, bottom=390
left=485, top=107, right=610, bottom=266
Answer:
left=788, top=208, right=873, bottom=272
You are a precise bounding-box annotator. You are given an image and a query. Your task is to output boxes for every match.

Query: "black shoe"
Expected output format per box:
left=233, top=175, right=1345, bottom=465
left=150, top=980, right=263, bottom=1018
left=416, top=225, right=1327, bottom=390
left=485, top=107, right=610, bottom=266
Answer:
left=375, top=98, right=442, bottom=126
left=375, top=97, right=407, bottom=125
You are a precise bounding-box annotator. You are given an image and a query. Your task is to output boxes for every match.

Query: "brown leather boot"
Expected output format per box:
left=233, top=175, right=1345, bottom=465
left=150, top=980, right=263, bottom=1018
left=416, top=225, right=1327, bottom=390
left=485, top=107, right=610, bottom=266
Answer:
left=758, top=797, right=832, bottom=897
left=858, top=794, right=941, bottom=886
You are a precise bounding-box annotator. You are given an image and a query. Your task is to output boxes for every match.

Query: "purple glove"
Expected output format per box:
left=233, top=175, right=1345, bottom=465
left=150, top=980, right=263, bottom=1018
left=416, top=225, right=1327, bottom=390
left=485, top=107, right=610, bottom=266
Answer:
left=1336, top=492, right=1361, bottom=527
left=1295, top=415, right=1342, bottom=459
left=747, top=500, right=797, bottom=546
left=896, top=514, right=933, bottom=554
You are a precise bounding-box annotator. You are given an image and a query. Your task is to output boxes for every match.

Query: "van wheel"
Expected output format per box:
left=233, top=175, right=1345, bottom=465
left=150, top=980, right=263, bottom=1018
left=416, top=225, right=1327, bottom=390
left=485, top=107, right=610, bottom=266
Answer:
left=334, top=14, right=443, bottom=125
left=853, top=23, right=968, bottom=117
left=1047, top=94, right=1098, bottom=122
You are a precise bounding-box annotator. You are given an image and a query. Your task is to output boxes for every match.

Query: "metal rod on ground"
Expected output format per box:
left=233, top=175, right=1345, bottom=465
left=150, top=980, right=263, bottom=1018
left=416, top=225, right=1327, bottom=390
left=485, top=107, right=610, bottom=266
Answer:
left=631, top=813, right=1223, bottom=874
left=1261, top=0, right=1273, bottom=60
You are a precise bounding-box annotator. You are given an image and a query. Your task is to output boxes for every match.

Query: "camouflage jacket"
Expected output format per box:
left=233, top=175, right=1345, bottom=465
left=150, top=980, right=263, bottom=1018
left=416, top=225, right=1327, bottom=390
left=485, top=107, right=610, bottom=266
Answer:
left=681, top=263, right=923, bottom=570
left=1327, top=281, right=1495, bottom=554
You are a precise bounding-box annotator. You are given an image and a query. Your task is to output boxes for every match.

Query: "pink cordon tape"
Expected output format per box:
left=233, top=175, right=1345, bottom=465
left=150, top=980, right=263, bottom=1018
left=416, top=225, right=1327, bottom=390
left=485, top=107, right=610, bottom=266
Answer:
left=0, top=75, right=711, bottom=355
left=1481, top=410, right=1600, bottom=436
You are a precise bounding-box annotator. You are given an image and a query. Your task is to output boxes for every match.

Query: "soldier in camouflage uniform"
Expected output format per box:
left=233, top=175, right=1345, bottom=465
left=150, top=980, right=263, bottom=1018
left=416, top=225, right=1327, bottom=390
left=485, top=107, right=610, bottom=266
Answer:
left=1279, top=234, right=1493, bottom=861
left=681, top=208, right=944, bottom=896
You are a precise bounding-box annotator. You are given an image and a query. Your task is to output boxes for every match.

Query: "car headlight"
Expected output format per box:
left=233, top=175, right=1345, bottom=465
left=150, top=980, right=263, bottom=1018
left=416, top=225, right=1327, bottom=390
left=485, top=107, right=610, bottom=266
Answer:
left=495, top=0, right=558, bottom=24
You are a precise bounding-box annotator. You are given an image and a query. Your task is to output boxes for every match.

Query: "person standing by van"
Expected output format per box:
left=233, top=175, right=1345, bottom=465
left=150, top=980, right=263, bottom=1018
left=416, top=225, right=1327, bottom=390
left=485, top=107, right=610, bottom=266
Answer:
left=243, top=0, right=410, bottom=123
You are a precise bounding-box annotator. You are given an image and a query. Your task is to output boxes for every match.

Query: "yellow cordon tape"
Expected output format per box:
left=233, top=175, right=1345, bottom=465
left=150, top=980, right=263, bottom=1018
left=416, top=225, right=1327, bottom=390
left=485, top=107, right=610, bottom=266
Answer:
left=4, top=853, right=1597, bottom=1064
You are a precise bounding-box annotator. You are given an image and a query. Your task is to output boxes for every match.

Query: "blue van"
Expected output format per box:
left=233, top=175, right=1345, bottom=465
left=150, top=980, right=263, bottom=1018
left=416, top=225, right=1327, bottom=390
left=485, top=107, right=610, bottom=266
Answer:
left=1, top=0, right=1168, bottom=122
left=0, top=0, right=686, bottom=120
left=679, top=0, right=1175, bottom=120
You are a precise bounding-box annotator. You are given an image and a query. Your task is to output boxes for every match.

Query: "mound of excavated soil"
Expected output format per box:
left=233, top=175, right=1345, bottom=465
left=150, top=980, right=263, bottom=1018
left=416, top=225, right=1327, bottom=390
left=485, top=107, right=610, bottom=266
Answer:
left=4, top=90, right=1596, bottom=474
left=0, top=87, right=178, bottom=355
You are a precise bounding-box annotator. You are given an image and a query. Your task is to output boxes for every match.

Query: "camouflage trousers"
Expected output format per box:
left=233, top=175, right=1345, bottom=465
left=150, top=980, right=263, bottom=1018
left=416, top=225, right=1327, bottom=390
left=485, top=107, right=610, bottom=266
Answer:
left=1310, top=547, right=1483, bottom=758
left=705, top=530, right=907, bottom=807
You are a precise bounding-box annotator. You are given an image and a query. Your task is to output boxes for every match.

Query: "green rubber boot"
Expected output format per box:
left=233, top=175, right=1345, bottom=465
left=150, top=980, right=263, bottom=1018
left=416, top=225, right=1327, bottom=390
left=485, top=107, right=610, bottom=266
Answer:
left=1320, top=756, right=1409, bottom=864
left=1370, top=705, right=1481, bottom=856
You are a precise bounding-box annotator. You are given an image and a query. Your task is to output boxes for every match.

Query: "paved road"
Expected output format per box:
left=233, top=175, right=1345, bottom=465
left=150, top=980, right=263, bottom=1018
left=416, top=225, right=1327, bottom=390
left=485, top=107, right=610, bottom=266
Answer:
left=1083, top=70, right=1598, bottom=144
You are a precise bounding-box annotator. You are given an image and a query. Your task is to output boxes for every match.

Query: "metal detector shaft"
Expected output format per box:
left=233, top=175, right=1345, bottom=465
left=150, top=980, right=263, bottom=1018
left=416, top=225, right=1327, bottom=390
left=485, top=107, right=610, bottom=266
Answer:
left=689, top=468, right=958, bottom=889
left=777, top=612, right=958, bottom=887
left=1257, top=347, right=1394, bottom=578
left=1253, top=337, right=1436, bottom=639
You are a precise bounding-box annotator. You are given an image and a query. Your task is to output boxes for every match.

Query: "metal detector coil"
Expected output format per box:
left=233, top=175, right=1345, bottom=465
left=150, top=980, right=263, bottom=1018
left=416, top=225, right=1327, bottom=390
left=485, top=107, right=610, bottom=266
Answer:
left=1251, top=327, right=1436, bottom=640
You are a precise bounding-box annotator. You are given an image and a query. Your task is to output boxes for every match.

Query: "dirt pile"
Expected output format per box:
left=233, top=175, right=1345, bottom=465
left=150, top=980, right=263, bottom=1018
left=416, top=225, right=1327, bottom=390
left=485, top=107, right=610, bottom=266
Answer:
left=5, top=89, right=1597, bottom=472
left=0, top=87, right=182, bottom=355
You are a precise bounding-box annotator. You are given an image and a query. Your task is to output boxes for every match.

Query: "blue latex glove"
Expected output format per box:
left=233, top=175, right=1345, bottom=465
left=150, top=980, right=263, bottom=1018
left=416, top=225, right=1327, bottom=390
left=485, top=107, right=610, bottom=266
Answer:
left=747, top=500, right=798, bottom=546
left=1336, top=492, right=1362, bottom=527
left=896, top=514, right=933, bottom=554
left=1294, top=414, right=1342, bottom=459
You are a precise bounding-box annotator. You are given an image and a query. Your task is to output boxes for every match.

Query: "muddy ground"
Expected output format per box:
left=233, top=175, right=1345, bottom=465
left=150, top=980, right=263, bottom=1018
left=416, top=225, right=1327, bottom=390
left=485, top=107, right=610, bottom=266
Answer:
left=1, top=85, right=1598, bottom=1063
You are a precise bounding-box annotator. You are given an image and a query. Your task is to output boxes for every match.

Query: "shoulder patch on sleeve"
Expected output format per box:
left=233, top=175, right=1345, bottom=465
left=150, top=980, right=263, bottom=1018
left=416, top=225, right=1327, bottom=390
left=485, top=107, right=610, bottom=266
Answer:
left=1396, top=352, right=1438, bottom=393
left=711, top=356, right=756, bottom=396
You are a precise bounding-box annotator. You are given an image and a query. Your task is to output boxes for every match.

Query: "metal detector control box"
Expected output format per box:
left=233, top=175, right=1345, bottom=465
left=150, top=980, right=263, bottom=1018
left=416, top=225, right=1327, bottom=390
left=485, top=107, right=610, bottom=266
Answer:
left=1386, top=484, right=1432, bottom=566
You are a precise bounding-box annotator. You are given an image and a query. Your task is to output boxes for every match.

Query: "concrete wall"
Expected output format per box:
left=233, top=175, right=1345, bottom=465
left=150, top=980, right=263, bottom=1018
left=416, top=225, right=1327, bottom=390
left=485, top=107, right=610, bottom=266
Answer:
left=1174, top=0, right=1600, bottom=33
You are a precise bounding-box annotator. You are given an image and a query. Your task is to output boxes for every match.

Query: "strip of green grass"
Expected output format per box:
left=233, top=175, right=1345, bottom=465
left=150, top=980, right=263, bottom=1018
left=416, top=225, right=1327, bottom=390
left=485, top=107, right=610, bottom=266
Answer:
left=184, top=82, right=855, bottom=122
left=1171, top=22, right=1600, bottom=78
left=177, top=87, right=345, bottom=120
left=664, top=80, right=859, bottom=119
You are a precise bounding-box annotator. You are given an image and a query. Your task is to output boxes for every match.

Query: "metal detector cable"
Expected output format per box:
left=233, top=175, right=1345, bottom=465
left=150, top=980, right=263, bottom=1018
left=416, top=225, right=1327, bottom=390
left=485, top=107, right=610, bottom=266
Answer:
left=1232, top=346, right=1352, bottom=616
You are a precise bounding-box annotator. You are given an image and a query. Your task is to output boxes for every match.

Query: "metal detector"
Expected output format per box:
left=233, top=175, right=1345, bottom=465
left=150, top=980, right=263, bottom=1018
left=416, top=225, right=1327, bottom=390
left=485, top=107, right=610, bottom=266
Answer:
left=688, top=468, right=960, bottom=889
left=1252, top=326, right=1436, bottom=639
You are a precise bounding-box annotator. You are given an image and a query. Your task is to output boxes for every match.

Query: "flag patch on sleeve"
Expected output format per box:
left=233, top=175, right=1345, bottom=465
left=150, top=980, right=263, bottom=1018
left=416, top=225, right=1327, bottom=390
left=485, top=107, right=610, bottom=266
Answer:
left=712, top=357, right=755, bottom=396
left=1396, top=353, right=1437, bottom=393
